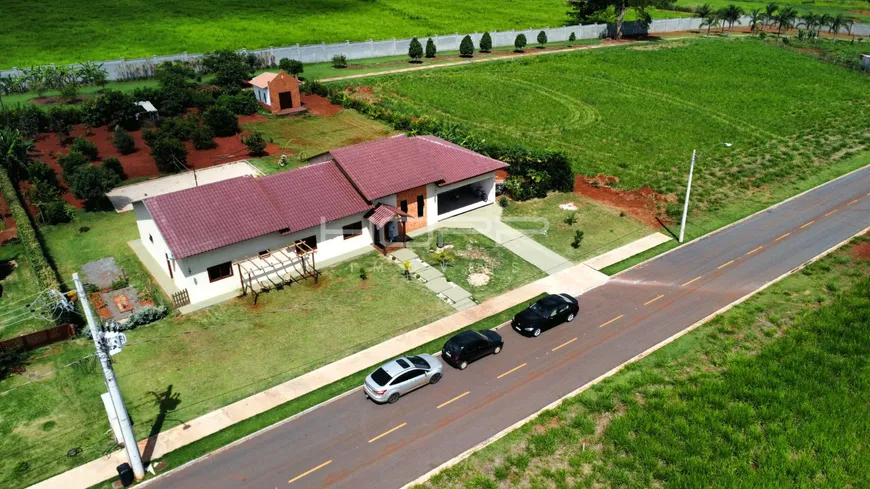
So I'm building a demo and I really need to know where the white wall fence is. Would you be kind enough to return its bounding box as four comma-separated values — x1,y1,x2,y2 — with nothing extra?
2,18,868,82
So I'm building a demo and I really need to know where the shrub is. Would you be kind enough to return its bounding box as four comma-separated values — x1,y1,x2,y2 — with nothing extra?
569,32,577,46
216,92,259,115
564,212,578,225
0,346,29,382
123,306,168,329
157,116,197,141
27,179,71,225
27,161,58,186
150,137,188,173
82,89,138,129
102,157,126,180
425,38,437,58
203,106,239,137
201,49,254,89
279,58,304,77
40,200,75,225
515,34,528,52
480,32,493,53
408,37,424,63
460,35,475,57
112,125,136,155
243,132,267,156
141,128,159,148
332,55,348,69
499,195,509,208
68,165,120,201
571,230,584,249
537,31,548,47
57,150,89,180
191,125,216,150
71,136,99,161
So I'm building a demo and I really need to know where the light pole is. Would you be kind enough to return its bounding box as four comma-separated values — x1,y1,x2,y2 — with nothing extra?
678,142,732,243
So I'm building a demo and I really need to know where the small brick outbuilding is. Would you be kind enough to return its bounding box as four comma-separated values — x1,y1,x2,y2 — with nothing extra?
248,70,306,115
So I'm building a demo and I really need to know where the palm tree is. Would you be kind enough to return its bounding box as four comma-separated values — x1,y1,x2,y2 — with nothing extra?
827,14,846,39
0,129,34,181
777,7,798,34
701,14,721,36
818,14,832,35
764,2,779,30
798,13,818,33
843,18,855,40
748,9,764,34
695,3,713,22
722,5,745,35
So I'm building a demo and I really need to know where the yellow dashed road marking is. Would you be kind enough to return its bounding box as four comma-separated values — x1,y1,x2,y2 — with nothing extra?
746,246,763,256
552,338,578,351
437,392,470,409
717,260,735,270
644,295,664,306
368,423,407,443
775,232,790,242
497,363,527,379
288,460,332,484
682,276,702,287
599,314,624,328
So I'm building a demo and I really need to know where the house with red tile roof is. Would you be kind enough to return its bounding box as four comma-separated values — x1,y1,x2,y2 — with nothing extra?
133,135,507,308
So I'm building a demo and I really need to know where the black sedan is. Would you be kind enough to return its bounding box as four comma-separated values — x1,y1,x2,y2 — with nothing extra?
441,330,503,370
511,293,579,337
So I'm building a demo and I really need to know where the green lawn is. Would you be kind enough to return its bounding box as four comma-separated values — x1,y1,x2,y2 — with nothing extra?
0,242,53,340
0,239,452,487
346,38,870,218
411,235,870,489
502,192,654,262
1,1,700,69
428,229,546,301
681,0,870,22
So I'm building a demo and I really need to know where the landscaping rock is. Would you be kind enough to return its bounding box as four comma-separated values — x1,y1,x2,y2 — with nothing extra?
81,257,123,290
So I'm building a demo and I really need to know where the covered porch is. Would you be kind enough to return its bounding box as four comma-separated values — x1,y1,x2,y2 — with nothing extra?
366,203,412,255
435,174,496,222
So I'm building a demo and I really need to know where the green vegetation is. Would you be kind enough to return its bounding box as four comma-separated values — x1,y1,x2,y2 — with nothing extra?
683,0,870,23
411,236,870,489
0,233,452,487
0,242,52,340
431,230,546,301
355,39,870,217
503,193,653,262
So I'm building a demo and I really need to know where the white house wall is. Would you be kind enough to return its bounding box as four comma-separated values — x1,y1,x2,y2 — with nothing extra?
134,202,180,283
253,86,270,106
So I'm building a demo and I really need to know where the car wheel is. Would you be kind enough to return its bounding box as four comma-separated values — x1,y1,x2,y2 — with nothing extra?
567,313,575,322
533,328,541,337
387,392,400,404
459,361,468,370
430,373,442,384
493,345,502,354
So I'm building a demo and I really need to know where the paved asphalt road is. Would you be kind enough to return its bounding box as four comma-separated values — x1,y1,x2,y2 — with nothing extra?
145,166,870,489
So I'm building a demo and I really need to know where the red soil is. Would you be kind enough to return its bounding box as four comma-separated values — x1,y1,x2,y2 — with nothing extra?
573,174,672,227
0,192,17,243
851,233,870,261
301,93,343,116
30,114,282,209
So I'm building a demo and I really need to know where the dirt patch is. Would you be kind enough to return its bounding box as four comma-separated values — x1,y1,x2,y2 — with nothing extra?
573,174,672,227
301,93,343,116
850,235,870,261
29,95,93,106
0,191,17,243
849,9,870,15
346,86,380,104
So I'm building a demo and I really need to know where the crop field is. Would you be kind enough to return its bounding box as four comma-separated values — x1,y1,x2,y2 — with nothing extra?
346,38,870,217
412,236,870,489
681,0,870,22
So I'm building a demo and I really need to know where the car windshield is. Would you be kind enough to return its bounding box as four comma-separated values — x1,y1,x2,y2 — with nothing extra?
396,358,410,368
444,342,461,354
474,331,489,341
529,301,549,318
371,368,392,387
407,355,430,368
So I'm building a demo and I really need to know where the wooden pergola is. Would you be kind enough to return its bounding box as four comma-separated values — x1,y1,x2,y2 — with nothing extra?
233,240,319,304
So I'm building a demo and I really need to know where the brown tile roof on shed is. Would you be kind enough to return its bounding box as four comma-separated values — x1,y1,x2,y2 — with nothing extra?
146,176,287,259
248,72,278,89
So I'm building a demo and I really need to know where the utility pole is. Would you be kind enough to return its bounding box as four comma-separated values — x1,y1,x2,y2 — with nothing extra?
73,273,145,481
678,149,696,243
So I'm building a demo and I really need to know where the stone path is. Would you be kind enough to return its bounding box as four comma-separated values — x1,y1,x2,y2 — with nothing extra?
387,247,476,311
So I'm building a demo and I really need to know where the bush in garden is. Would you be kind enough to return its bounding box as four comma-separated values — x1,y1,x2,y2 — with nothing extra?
332,55,348,69
102,157,126,180
569,32,577,46
514,34,528,52
82,89,138,129
408,37,424,63
571,230,584,249
243,132,267,156
157,116,197,141
57,150,89,180
0,346,29,382
216,92,259,115
480,32,493,53
537,31,548,48
203,106,239,137
425,38,437,58
141,128,159,148
71,136,99,161
459,35,475,57
27,161,58,186
191,125,217,150
68,164,120,201
112,125,136,155
279,58,304,77
123,306,168,329
201,50,254,90
40,199,75,225
150,137,188,173
499,195,509,208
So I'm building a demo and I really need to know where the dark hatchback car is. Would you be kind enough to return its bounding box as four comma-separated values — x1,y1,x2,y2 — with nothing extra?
511,293,579,337
442,330,503,370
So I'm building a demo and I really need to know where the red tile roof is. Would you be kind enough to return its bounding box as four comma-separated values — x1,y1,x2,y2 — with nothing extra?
366,203,409,228
330,135,508,200
146,176,287,259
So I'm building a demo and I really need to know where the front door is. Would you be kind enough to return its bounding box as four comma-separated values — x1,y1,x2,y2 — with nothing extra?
373,225,382,247
278,91,293,110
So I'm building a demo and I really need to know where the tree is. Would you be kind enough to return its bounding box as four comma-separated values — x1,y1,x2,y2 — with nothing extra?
27,178,68,224
57,151,89,181
568,32,577,46
537,31,548,47
331,55,348,68
695,3,713,22
480,32,493,53
150,138,188,173
78,62,108,89
514,33,528,52
68,165,120,201
27,161,58,187
798,13,819,33
0,128,36,181
191,125,216,150
242,132,267,156
777,6,798,33
459,35,474,57
826,14,846,40
201,50,254,90
701,14,721,36
203,106,239,137
763,2,779,30
722,4,744,36
102,157,126,180
71,136,99,161
748,8,764,34
568,0,654,39
408,37,424,63
425,38,437,58
112,125,136,155
278,58,304,77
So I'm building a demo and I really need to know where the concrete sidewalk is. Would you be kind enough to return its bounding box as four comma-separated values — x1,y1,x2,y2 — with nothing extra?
28,233,669,489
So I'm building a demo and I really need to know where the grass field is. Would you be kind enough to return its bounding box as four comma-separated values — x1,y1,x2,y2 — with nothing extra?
682,0,870,22
411,235,870,489
0,213,452,488
0,242,53,340
502,192,653,262
0,1,693,69
348,38,870,217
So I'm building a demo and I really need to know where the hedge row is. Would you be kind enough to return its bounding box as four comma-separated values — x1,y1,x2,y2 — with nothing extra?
0,168,62,291
304,81,573,198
